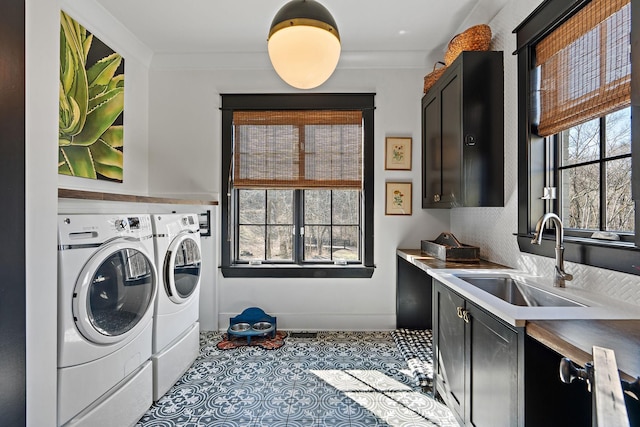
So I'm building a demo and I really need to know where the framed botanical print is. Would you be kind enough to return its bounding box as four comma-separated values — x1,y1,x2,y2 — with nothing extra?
385,137,412,170
385,182,412,215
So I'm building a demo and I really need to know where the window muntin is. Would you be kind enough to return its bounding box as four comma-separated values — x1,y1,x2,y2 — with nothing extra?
558,107,633,234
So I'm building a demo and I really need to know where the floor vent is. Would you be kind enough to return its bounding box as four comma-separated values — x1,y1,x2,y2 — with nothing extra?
289,332,318,338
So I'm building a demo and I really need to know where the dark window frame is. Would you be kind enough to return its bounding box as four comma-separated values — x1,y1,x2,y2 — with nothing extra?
220,94,375,278
514,0,640,276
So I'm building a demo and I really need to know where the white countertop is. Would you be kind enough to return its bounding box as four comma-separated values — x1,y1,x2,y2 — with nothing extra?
397,249,640,377
428,268,640,327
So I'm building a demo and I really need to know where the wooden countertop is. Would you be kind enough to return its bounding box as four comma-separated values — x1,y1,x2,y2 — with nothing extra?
397,248,509,269
527,320,640,381
59,188,218,206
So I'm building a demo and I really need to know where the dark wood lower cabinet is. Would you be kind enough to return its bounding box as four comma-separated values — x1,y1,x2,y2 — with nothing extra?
524,336,592,427
466,302,522,426
434,280,466,420
433,279,524,426
396,257,432,329
433,279,600,426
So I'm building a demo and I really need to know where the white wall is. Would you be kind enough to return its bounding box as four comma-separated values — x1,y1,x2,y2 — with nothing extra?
58,0,153,196
451,0,640,307
27,1,155,425
148,64,451,330
26,0,61,425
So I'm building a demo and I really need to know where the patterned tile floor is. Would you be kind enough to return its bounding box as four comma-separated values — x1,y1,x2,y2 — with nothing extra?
136,331,458,427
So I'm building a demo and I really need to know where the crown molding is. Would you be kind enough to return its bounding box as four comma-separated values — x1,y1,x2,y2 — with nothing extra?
150,50,436,71
61,0,154,67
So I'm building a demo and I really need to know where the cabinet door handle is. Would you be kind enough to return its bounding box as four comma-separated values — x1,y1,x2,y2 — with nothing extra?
462,310,470,323
456,306,464,318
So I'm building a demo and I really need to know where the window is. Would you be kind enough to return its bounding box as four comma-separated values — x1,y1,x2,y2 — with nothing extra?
514,0,639,276
559,108,634,236
236,189,361,263
220,94,375,278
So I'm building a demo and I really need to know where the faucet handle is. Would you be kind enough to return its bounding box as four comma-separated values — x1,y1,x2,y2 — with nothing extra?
555,266,573,280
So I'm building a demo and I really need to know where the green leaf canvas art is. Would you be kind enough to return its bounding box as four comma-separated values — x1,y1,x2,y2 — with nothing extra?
59,11,124,182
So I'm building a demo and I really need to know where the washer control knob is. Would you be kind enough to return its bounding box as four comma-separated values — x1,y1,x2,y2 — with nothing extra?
115,218,127,230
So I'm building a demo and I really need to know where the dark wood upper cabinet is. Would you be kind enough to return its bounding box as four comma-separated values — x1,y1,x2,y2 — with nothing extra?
422,51,504,208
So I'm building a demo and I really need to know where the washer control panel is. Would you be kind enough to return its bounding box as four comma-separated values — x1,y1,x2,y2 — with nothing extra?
58,214,153,246
112,216,151,234
114,216,141,230
181,215,196,226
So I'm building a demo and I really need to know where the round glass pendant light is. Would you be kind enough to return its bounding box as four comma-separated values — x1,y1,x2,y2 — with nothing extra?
267,0,341,89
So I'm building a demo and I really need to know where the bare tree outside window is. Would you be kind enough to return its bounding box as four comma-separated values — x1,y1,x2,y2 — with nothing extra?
237,188,361,263
560,107,633,233
304,190,360,261
238,190,294,261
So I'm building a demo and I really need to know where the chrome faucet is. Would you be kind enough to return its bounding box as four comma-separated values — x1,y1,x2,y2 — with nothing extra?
531,212,573,287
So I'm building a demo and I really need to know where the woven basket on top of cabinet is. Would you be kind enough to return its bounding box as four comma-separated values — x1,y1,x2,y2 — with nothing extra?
423,61,447,94
444,24,492,66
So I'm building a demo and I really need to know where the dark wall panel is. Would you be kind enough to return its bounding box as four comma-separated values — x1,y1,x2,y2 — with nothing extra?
0,0,27,425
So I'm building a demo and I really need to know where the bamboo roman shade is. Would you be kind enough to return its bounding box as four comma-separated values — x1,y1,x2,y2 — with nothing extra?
232,110,363,189
534,0,631,137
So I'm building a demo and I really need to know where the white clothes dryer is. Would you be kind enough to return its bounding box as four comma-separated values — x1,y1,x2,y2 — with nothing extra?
57,214,157,426
150,213,202,401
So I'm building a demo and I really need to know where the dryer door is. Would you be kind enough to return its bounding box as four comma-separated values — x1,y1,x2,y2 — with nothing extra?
164,232,201,304
73,240,157,344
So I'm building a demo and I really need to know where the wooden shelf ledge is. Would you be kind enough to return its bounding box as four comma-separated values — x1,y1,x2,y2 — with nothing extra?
527,319,640,381
58,188,218,206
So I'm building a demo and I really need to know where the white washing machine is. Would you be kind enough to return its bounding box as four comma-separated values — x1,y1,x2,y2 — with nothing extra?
150,213,202,401
57,214,157,427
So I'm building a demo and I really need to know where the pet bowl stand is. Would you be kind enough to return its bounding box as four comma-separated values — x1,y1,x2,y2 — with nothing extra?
227,307,277,344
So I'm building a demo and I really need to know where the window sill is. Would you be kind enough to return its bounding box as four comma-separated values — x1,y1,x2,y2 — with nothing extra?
220,264,376,278
516,234,640,276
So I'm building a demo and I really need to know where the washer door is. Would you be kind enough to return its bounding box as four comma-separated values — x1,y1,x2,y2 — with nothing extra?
164,233,201,304
73,240,157,344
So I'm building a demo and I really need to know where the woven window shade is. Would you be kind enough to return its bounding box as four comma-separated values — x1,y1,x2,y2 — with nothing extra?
534,0,630,137
233,110,363,189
